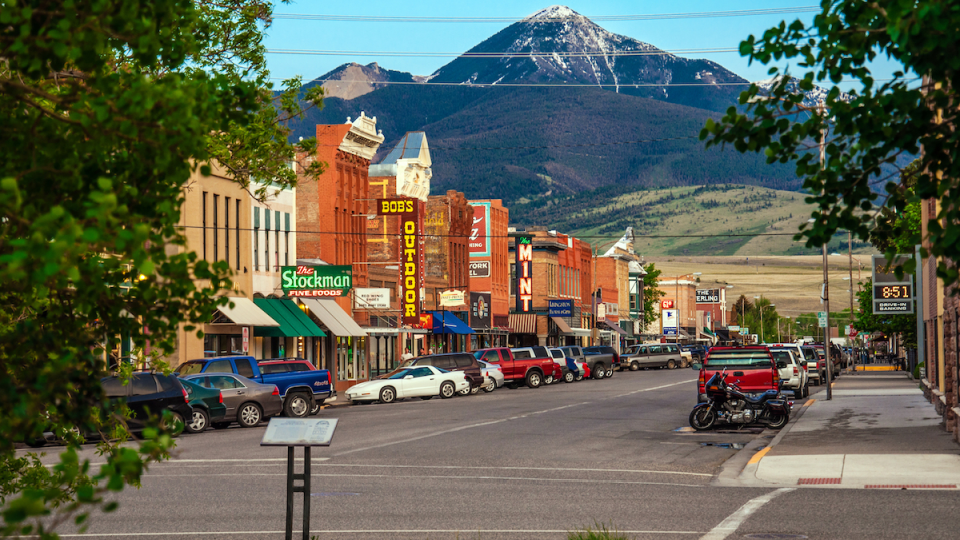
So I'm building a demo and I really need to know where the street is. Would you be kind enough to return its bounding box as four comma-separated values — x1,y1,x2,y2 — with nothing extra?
27,368,958,540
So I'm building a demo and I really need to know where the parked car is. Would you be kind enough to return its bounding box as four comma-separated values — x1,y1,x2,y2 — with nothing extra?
473,348,554,388
697,346,780,403
681,344,708,363
624,343,684,370
800,346,825,385
177,356,333,418
547,347,582,383
346,366,468,403
582,346,621,377
768,348,809,398
510,346,562,384
477,359,504,392
180,378,227,433
397,352,484,395
560,346,611,380
181,373,283,428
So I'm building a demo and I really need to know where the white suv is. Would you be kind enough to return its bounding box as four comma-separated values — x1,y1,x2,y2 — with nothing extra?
769,348,809,398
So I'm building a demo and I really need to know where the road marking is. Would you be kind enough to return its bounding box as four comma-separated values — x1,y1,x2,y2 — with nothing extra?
86,458,330,467
332,380,695,457
315,463,713,477
803,399,816,407
143,471,706,487
747,447,771,465
48,529,704,537
699,488,795,540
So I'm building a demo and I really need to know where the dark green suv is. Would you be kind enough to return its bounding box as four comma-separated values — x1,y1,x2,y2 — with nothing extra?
180,378,227,434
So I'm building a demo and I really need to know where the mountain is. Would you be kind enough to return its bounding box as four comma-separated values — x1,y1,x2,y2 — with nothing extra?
305,62,419,100
754,75,853,109
428,5,748,113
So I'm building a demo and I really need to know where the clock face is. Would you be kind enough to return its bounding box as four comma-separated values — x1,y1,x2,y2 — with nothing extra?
874,284,911,299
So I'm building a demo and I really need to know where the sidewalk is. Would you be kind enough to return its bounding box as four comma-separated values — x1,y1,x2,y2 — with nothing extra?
737,371,960,489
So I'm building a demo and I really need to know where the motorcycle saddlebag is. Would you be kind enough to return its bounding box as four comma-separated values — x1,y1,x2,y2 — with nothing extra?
766,399,788,413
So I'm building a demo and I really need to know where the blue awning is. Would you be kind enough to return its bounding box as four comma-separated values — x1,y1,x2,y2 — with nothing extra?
427,311,475,335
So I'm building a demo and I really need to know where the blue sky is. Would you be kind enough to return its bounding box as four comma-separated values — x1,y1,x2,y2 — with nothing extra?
263,1,900,91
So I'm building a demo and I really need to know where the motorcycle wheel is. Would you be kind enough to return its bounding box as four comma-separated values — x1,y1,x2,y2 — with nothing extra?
766,411,789,430
689,404,717,431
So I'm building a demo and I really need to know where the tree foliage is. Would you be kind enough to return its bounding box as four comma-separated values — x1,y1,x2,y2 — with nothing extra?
640,263,665,333
854,279,918,347
701,0,959,287
0,1,322,537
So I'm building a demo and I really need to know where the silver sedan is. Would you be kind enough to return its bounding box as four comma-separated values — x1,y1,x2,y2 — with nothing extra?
477,360,504,393
182,373,283,428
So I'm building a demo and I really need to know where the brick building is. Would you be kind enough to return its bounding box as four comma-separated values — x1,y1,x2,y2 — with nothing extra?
296,113,383,392
468,199,510,348
423,190,474,352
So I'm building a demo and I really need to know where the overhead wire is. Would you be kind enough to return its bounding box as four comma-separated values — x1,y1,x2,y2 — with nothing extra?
266,47,739,58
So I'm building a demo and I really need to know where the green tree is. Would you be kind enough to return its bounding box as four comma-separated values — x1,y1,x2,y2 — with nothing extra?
701,0,959,287
640,263,665,332
854,279,918,347
0,1,321,537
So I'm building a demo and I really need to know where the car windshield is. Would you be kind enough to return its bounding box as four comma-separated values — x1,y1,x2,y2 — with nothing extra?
178,362,204,376
770,350,792,364
706,350,773,368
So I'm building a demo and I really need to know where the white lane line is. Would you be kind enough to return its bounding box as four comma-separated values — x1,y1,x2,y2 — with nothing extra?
316,463,713,477
143,472,705,487
86,458,330,467
333,379,696,457
49,529,704,537
699,488,795,540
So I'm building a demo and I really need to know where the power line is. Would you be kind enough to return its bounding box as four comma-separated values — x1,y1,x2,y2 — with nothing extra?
305,135,702,151
271,7,819,23
288,79,753,88
266,47,739,58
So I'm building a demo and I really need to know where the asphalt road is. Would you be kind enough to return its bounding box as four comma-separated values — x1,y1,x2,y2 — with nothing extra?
23,367,960,539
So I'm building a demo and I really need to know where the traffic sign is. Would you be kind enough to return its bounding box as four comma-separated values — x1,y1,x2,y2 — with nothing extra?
846,324,857,338
817,312,827,328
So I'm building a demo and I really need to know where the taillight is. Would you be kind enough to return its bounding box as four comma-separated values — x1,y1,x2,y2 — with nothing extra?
698,372,705,386
182,387,189,403
793,367,799,376
218,391,223,404
272,386,279,396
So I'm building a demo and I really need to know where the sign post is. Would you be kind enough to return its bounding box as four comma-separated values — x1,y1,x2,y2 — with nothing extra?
261,418,339,540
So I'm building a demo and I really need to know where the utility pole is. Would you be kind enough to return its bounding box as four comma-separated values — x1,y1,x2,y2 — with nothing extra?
848,230,855,372
819,101,833,400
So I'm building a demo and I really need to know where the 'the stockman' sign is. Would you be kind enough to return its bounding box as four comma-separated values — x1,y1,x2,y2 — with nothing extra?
281,266,353,297
377,198,424,324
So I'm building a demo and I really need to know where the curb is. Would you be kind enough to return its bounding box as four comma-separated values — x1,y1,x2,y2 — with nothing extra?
713,395,816,487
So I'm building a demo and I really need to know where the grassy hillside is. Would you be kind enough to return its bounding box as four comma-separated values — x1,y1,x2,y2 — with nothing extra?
512,184,874,256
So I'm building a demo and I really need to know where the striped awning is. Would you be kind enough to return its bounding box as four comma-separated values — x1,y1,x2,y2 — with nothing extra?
509,313,537,334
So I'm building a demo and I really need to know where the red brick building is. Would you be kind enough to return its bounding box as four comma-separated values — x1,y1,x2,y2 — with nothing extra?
468,199,510,348
296,113,383,392
423,190,473,352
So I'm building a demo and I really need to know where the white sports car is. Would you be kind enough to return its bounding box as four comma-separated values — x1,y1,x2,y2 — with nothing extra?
345,366,469,404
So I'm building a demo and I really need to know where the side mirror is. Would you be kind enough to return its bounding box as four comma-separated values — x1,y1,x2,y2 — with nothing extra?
403,375,414,380
691,363,703,370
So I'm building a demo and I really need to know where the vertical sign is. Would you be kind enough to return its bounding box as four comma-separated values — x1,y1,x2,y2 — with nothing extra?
469,202,491,257
515,235,533,312
470,292,491,329
242,327,249,353
377,198,424,325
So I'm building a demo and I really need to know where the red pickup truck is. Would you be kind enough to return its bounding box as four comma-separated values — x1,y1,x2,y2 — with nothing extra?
697,346,781,403
473,347,554,388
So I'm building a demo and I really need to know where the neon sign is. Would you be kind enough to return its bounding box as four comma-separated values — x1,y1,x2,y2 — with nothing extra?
515,235,533,312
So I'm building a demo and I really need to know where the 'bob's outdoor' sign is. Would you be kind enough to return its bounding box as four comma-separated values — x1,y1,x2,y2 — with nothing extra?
281,266,353,297
377,198,424,324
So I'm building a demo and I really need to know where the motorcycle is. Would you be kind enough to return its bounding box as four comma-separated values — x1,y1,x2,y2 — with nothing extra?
689,369,792,431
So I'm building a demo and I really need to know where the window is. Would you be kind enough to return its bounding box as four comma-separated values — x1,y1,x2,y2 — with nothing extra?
260,363,292,374
235,358,255,378
201,191,208,260
212,194,219,261
410,367,432,378
705,350,773,368
236,199,241,270
253,207,260,271
129,374,159,396
284,212,291,266
101,378,127,398
264,209,270,272
225,197,230,267
455,355,473,368
481,350,500,363
206,359,232,373
275,211,280,272
156,375,180,392
208,376,240,390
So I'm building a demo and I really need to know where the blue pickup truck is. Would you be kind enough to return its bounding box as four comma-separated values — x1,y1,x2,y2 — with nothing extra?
177,356,334,418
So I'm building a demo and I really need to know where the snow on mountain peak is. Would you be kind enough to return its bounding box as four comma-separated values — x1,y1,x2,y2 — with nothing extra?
754,75,852,108
525,5,581,21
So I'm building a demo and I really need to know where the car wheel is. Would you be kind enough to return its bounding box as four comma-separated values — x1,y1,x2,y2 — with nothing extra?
689,405,717,431
593,364,605,379
667,359,677,369
605,368,614,378
440,381,456,399
237,403,263,428
544,375,555,385
379,386,397,404
483,378,497,392
26,438,47,448
470,384,481,395
310,402,323,415
801,384,809,398
212,422,231,430
526,371,542,388
630,361,640,371
185,408,209,434
162,411,185,436
574,373,584,381
563,371,575,383
283,393,311,418
457,387,471,396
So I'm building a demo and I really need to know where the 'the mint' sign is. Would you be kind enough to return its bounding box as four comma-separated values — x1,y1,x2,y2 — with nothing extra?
281,266,353,297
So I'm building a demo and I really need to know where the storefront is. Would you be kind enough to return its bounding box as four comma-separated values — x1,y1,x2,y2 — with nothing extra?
508,313,538,347
299,298,369,393
205,296,279,358
425,310,475,353
252,298,326,360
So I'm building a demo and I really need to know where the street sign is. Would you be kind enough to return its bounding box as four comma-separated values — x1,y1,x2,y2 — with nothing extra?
817,311,827,328
871,255,915,314
242,327,249,353
846,324,857,338
740,327,749,335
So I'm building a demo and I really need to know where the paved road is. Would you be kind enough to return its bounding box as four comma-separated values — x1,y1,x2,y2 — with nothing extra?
26,367,960,539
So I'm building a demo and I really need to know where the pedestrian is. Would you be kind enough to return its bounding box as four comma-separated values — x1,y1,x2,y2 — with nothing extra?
400,347,414,362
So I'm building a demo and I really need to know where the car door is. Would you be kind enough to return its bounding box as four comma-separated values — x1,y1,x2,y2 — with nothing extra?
207,375,243,418
399,367,438,397
640,345,660,366
126,374,162,428
664,345,683,366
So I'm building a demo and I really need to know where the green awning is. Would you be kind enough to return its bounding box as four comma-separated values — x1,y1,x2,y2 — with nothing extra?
702,327,715,336
253,298,326,337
